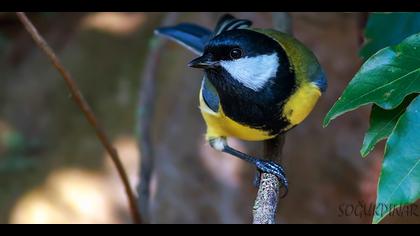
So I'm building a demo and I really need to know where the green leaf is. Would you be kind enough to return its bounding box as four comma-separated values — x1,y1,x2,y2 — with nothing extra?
360,13,420,60
323,33,420,127
373,95,420,224
361,94,418,157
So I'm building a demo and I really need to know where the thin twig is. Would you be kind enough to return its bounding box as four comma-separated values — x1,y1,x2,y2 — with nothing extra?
252,12,292,224
358,12,370,47
137,12,179,223
272,12,292,36
16,12,142,224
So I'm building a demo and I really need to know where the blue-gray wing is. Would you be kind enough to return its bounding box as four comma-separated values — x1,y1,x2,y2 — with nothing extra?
154,23,212,55
202,76,220,112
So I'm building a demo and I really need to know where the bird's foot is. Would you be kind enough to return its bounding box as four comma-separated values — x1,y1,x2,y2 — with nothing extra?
254,160,288,198
211,139,289,197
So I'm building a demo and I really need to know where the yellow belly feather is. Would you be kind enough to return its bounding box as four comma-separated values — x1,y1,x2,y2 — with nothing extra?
199,82,321,141
282,82,321,130
199,88,275,141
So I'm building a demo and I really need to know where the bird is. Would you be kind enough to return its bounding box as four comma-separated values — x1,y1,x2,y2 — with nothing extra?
154,14,327,197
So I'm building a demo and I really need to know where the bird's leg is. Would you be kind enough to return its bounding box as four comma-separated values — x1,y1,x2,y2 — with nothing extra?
253,170,262,188
209,137,288,197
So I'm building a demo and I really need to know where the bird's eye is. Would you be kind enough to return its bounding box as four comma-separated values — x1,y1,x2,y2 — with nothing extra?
229,48,243,59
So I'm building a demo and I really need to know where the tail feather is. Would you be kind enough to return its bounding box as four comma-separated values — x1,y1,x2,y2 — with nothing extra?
154,23,212,55
213,14,252,36
154,14,253,54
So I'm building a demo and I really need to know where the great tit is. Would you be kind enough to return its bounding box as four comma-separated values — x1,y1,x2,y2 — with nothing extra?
155,14,327,196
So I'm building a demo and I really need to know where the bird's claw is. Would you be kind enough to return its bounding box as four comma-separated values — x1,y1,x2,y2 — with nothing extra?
254,160,288,198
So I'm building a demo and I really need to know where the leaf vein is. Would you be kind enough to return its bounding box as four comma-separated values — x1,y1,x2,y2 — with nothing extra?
385,157,420,204
346,68,420,108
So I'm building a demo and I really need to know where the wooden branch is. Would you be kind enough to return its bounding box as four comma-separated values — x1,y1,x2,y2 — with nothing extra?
252,12,292,224
253,135,286,224
137,12,179,223
16,12,142,224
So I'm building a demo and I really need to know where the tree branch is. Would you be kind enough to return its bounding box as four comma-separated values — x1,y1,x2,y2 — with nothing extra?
253,135,286,224
252,12,292,224
137,12,179,223
16,12,142,224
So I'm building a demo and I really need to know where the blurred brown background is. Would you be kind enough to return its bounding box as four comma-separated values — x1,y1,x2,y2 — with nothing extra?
0,12,418,224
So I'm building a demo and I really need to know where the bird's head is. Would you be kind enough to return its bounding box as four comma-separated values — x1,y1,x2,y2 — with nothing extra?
188,29,291,92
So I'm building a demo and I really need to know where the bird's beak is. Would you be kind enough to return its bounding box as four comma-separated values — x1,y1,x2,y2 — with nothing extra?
188,54,219,69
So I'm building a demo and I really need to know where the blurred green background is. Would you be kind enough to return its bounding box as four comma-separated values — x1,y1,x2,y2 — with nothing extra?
0,12,418,224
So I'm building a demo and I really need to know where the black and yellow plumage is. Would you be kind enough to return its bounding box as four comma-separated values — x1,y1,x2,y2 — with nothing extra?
155,14,327,195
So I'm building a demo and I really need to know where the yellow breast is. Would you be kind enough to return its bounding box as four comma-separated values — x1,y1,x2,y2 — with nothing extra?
282,82,321,130
199,88,276,141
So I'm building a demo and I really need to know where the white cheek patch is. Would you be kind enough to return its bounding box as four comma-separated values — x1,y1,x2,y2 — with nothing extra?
220,53,279,91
